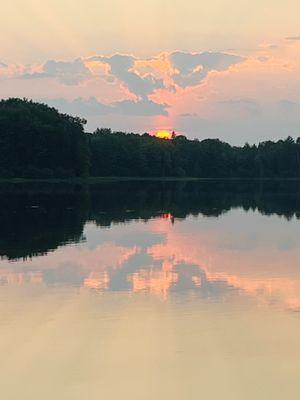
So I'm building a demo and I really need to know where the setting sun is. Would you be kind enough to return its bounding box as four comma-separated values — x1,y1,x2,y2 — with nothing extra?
155,130,174,139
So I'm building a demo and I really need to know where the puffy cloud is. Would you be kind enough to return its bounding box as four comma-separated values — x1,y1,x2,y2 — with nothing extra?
169,51,244,88
88,54,164,97
22,58,91,85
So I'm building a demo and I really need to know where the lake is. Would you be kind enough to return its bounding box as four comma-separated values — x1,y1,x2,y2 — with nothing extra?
1,180,300,399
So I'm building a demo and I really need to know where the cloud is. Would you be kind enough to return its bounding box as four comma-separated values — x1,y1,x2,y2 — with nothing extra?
88,54,164,97
169,51,244,88
286,36,300,41
278,99,300,112
5,48,300,144
1,52,244,93
179,112,198,118
219,98,258,106
112,97,168,116
218,98,261,117
44,97,111,116
22,58,91,85
257,56,269,62
43,96,168,117
259,43,279,49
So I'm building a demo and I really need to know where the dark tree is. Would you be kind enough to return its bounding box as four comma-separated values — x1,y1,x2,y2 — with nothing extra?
0,98,89,178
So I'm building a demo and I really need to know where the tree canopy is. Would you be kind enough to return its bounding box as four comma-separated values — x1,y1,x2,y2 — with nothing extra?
89,129,300,178
0,98,89,178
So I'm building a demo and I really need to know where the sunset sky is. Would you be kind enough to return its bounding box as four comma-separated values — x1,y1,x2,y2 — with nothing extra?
2,0,300,143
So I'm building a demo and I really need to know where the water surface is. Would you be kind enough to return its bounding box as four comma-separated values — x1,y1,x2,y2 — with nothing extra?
1,181,300,399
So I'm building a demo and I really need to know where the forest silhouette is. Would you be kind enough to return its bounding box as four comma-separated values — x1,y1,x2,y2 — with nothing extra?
1,98,300,179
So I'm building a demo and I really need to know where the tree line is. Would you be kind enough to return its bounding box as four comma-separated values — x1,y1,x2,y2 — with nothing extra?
1,98,300,178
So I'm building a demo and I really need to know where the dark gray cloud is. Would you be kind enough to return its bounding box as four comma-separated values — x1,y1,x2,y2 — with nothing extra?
43,96,168,117
89,54,164,97
286,36,300,41
21,58,91,85
169,51,244,88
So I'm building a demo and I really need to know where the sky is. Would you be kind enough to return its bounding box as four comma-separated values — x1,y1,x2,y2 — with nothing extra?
2,0,300,144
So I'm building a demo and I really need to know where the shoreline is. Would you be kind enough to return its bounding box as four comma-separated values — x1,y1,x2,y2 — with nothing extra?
1,176,300,184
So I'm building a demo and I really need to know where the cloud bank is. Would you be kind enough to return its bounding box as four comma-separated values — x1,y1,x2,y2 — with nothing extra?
2,44,300,144
0,51,244,119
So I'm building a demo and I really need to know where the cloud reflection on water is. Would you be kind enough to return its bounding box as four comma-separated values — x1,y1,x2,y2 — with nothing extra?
1,203,300,313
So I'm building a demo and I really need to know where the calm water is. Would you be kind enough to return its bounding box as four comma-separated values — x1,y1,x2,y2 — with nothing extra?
1,180,300,399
